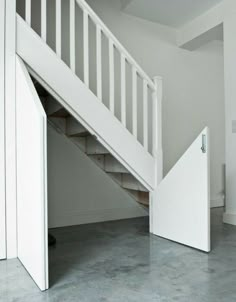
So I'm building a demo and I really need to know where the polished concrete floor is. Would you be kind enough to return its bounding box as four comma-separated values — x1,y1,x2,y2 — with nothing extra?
1,208,236,302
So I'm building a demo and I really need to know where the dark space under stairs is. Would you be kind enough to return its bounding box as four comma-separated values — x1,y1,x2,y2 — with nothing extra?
32,77,150,208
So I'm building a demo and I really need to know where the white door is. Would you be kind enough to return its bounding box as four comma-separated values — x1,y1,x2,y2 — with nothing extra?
0,0,6,260
151,128,210,252
16,57,48,291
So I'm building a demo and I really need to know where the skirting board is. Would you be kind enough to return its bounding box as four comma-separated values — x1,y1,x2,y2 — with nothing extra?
211,195,224,208
223,212,236,226
49,206,148,228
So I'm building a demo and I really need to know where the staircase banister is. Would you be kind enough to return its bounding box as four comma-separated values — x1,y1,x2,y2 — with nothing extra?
75,0,156,91
152,76,163,183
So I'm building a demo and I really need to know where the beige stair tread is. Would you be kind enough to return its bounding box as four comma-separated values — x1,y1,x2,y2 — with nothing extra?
122,174,148,192
125,189,149,206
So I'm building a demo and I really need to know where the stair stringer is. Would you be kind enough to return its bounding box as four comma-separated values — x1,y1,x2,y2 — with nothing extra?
16,15,155,192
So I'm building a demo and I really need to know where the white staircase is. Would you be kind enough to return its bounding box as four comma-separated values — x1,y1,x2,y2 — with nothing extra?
36,81,150,206
16,0,162,206
13,0,211,292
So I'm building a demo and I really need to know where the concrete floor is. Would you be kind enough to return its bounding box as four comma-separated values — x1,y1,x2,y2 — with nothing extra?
1,208,236,302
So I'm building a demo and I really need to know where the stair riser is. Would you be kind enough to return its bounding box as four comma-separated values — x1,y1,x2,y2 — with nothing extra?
86,136,109,155
66,117,88,137
122,174,148,192
48,117,66,133
45,96,64,116
105,155,129,174
70,137,86,153
88,155,105,170
107,173,122,186
125,189,149,206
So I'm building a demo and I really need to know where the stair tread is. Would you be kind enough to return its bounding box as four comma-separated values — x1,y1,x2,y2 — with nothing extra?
125,189,149,206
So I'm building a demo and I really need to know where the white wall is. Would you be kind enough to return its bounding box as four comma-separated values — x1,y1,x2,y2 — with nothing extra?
47,125,147,228
223,13,236,224
86,0,225,207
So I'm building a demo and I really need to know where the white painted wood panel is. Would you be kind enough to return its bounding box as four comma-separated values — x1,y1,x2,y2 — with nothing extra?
5,0,17,259
152,76,163,184
16,57,48,291
25,0,31,25
96,25,102,100
143,79,148,150
41,0,46,41
152,128,210,252
83,10,89,86
70,0,75,72
0,0,6,260
56,0,61,58
109,40,115,113
132,67,137,138
121,54,126,127
16,16,155,190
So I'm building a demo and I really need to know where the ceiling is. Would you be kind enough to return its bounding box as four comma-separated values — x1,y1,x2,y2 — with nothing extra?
122,0,223,28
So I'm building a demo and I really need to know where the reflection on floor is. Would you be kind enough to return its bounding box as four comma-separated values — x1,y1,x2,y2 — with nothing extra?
1,208,236,302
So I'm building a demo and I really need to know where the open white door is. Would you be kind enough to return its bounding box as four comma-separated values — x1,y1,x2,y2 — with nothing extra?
16,56,48,290
152,128,210,252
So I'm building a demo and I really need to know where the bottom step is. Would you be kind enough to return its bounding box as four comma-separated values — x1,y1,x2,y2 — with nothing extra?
125,189,149,207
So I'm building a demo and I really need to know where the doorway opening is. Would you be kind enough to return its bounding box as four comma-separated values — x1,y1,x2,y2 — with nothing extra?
31,75,150,288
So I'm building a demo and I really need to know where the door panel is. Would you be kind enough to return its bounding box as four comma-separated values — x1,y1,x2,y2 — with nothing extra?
152,128,210,252
16,56,48,290
0,0,6,260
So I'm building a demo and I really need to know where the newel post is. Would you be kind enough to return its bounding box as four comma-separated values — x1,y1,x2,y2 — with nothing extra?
150,76,163,234
153,76,163,185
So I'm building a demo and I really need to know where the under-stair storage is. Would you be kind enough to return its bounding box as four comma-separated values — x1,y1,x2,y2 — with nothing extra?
34,77,150,207
15,0,162,290
12,0,211,292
